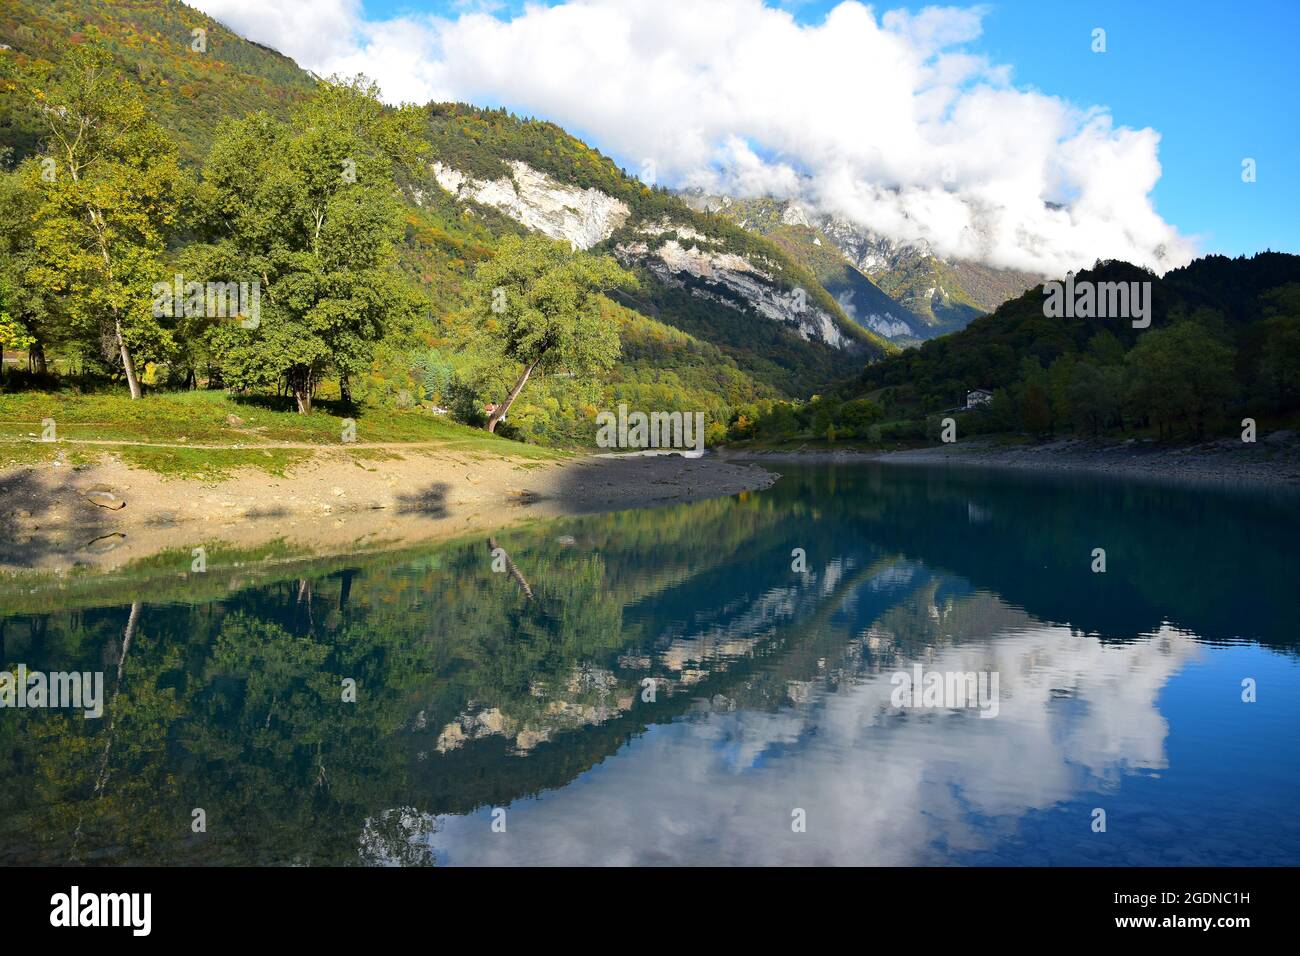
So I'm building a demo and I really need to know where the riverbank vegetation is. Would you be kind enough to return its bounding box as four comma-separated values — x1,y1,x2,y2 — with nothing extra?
0,29,770,460
730,256,1300,448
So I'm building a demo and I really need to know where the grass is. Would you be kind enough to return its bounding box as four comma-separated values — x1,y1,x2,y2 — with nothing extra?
113,445,315,480
0,387,569,475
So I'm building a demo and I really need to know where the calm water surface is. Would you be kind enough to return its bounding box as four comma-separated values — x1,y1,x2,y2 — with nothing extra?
2,463,1298,865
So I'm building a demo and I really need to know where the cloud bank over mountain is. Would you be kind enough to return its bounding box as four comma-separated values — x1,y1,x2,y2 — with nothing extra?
193,0,1197,277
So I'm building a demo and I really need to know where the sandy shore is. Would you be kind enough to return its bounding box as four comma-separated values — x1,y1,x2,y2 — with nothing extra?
722,431,1300,487
1,447,779,574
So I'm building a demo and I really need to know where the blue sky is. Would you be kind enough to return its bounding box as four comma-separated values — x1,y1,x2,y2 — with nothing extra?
348,1,1299,259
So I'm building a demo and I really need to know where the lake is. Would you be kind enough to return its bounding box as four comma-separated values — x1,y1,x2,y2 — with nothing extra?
2,462,1298,865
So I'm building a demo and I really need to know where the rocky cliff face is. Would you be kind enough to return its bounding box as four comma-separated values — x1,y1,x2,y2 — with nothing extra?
616,226,854,350
431,160,631,250
838,296,915,339
431,161,859,352
684,192,1038,341
820,216,1039,330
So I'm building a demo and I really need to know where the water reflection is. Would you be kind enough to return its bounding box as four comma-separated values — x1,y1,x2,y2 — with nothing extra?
2,464,1298,865
427,623,1202,865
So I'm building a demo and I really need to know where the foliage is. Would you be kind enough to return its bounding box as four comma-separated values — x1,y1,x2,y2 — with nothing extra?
191,78,426,412
22,43,184,398
793,254,1300,445
464,233,635,430
0,0,314,166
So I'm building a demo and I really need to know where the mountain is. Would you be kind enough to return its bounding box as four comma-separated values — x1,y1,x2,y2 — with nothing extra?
0,0,890,447
731,251,1300,446
823,220,1042,335
682,192,1040,345
0,0,315,164
421,104,891,396
848,252,1300,438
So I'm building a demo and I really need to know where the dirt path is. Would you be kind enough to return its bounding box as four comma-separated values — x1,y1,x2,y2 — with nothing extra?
2,445,779,574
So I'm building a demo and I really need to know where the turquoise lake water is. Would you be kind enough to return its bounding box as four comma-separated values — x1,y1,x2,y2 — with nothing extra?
2,463,1298,865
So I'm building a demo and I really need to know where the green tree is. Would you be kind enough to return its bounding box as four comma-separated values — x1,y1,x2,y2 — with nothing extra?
469,234,635,433
1255,316,1300,408
1125,323,1234,439
0,166,52,374
1017,356,1052,436
1047,354,1075,433
756,402,799,440
809,396,842,439
1067,361,1124,435
196,77,425,413
1085,329,1126,367
0,275,36,386
836,398,883,438
24,45,183,398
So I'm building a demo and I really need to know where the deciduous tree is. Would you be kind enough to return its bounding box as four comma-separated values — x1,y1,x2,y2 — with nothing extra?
469,234,635,433
25,45,182,399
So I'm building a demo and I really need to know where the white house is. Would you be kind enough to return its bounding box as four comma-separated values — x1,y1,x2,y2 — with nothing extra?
965,388,993,409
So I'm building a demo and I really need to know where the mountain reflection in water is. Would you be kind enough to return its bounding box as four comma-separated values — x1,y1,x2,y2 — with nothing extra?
2,464,1298,866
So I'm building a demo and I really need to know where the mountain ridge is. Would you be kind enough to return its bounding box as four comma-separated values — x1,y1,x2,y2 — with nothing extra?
681,191,1041,346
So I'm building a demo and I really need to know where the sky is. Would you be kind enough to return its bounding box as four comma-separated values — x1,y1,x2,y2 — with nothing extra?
189,0,1300,276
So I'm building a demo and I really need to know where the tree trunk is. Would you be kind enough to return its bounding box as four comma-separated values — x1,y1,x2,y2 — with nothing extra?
116,316,142,400
487,361,537,433
488,537,534,600
339,569,354,611
289,367,312,414
30,342,47,376
339,371,353,405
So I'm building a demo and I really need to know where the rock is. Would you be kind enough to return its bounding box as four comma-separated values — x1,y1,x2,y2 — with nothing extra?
81,484,126,510
616,234,853,349
84,532,126,554
226,414,244,426
432,160,630,250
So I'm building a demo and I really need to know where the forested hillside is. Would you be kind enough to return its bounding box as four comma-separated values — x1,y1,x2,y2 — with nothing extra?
734,254,1300,446
422,104,890,389
7,0,1294,456
0,0,314,164
0,0,876,449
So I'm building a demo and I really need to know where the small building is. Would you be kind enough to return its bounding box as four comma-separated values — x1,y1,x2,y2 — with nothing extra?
965,388,993,409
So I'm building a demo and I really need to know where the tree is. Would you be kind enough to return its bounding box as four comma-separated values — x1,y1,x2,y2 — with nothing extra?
196,77,425,413
1068,361,1124,435
469,234,635,433
1125,323,1234,439
1255,316,1300,408
1017,356,1052,436
0,166,53,375
756,402,799,440
836,398,883,438
25,45,182,399
1047,354,1076,433
0,275,36,386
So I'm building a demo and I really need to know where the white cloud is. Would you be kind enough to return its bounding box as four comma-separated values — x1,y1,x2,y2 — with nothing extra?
192,0,1196,276
384,624,1200,865
195,0,363,64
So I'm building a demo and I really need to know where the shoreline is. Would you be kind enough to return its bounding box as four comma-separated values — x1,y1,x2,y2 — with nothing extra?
1,448,779,575
720,432,1300,488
